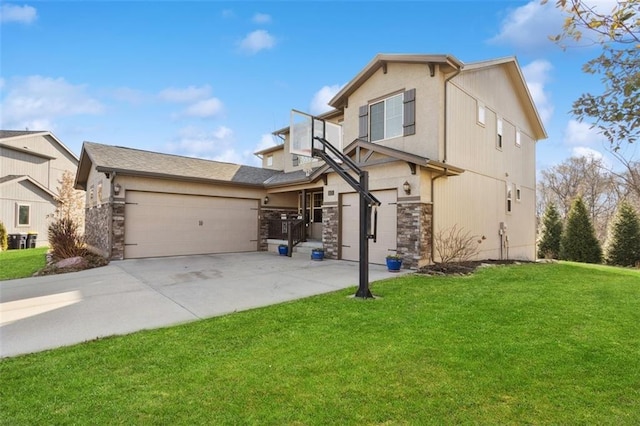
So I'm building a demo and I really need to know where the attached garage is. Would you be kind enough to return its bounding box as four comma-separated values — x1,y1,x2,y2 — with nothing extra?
341,189,397,265
124,191,259,259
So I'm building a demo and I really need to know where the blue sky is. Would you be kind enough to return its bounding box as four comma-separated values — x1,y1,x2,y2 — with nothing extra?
0,1,615,172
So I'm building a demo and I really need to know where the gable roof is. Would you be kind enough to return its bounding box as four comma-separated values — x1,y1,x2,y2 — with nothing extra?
75,142,280,190
0,130,79,161
0,174,57,199
329,53,464,109
309,139,464,179
458,57,547,140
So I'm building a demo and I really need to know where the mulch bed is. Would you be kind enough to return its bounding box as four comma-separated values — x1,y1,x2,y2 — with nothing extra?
416,259,534,276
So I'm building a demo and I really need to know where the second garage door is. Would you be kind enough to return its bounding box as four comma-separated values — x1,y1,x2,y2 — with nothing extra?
341,189,397,265
124,191,259,259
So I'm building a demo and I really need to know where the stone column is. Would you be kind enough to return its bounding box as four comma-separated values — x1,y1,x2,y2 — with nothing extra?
397,202,432,269
322,204,339,259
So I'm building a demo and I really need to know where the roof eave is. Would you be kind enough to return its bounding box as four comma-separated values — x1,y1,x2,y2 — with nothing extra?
329,53,464,108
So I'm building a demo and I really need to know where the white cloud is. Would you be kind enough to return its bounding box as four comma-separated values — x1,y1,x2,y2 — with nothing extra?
0,75,103,130
183,98,223,118
488,1,563,51
0,3,37,24
563,119,606,145
166,125,234,158
521,60,554,124
255,133,278,152
252,13,271,24
310,84,343,115
158,85,212,103
572,146,604,161
238,30,276,54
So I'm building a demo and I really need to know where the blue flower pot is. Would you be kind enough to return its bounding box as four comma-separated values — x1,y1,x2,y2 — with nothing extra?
386,258,402,272
278,245,288,256
311,250,324,261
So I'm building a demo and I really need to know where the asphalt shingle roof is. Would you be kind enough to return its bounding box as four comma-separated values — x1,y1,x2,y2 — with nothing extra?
0,130,45,139
82,142,283,186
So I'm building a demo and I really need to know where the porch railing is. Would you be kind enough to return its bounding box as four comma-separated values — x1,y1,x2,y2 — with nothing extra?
268,219,305,257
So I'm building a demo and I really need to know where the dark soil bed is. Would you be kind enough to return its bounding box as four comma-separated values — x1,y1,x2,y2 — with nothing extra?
416,259,533,276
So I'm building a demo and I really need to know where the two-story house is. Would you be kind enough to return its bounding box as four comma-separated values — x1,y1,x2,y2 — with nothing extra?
75,53,546,267
1,130,79,247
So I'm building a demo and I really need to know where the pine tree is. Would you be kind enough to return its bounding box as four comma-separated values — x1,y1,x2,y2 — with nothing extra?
560,196,602,264
605,202,640,267
538,203,563,259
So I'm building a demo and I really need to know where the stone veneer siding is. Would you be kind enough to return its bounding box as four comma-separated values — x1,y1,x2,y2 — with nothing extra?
322,205,339,260
111,200,125,260
396,202,432,269
84,204,111,258
259,207,297,251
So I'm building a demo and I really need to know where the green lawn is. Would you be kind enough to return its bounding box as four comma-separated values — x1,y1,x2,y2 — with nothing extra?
1,262,639,424
0,247,48,280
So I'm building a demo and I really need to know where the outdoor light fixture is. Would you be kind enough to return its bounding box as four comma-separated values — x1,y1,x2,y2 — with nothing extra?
264,195,269,205
403,181,411,195
113,183,121,195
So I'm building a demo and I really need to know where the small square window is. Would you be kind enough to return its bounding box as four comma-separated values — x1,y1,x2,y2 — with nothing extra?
477,101,486,126
17,204,30,226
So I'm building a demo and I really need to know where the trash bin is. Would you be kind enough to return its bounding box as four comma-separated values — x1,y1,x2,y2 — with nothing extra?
8,234,27,250
26,233,38,248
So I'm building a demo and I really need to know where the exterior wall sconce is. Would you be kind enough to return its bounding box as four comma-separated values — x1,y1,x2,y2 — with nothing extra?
264,195,269,205
403,181,411,195
113,183,121,195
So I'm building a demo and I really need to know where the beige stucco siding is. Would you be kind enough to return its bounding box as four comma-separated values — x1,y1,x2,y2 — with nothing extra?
342,62,445,161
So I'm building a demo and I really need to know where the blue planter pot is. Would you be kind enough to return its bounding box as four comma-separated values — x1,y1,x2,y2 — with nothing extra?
311,250,324,261
386,258,402,272
278,245,288,256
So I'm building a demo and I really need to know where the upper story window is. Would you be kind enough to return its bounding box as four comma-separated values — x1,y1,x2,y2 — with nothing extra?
267,155,273,166
506,184,513,213
477,101,486,126
515,128,522,147
359,89,415,142
496,117,503,149
370,93,403,141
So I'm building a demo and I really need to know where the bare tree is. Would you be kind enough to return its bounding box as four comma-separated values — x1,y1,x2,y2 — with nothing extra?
51,170,86,234
537,155,619,242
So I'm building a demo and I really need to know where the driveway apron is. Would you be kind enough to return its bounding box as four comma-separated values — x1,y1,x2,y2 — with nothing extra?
0,252,403,358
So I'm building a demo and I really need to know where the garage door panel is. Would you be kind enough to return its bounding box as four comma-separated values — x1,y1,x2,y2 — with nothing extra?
125,191,258,259
341,190,397,265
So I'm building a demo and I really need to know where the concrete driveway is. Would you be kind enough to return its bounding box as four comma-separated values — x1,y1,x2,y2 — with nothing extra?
0,252,402,358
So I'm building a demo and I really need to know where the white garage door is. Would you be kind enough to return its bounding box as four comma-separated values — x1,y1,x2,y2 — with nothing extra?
341,189,397,265
124,191,259,259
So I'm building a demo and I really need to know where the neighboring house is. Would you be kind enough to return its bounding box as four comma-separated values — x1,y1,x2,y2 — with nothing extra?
75,53,546,267
0,130,79,247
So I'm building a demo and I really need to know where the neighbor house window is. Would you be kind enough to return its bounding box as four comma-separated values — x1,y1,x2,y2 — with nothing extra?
17,203,30,226
370,93,403,141
516,186,521,202
506,184,513,213
496,117,503,149
516,128,521,147
477,101,486,126
267,155,273,166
